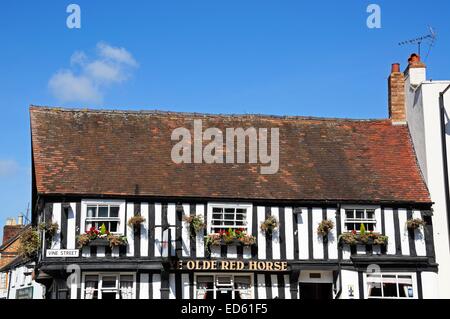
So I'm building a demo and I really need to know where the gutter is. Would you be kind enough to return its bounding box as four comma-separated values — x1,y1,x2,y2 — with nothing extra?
439,84,450,253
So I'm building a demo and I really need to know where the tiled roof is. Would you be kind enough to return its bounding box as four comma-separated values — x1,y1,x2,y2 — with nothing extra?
30,106,431,204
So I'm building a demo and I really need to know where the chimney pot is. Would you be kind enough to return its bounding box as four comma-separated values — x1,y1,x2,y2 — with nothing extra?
408,53,421,65
391,63,401,73
18,213,23,226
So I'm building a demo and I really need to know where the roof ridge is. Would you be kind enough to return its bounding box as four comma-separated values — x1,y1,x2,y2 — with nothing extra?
29,105,390,123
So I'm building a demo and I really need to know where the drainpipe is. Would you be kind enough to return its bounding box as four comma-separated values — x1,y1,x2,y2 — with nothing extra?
439,84,450,252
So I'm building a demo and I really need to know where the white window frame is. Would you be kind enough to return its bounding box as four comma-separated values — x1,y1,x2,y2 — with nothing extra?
363,272,417,299
194,273,254,300
206,203,252,234
81,272,136,299
81,200,126,235
342,205,380,233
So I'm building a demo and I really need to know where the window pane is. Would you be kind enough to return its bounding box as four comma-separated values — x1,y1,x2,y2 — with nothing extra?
110,222,118,232
212,213,222,220
356,210,364,219
234,276,251,285
98,206,108,218
120,275,133,282
382,283,398,297
345,210,354,219
213,207,222,213
368,284,382,297
224,214,234,220
399,284,414,298
110,207,119,218
102,276,117,288
224,208,235,214
87,206,96,218
85,275,99,283
367,224,374,231
347,224,355,231
217,276,232,286
367,211,375,219
197,276,214,283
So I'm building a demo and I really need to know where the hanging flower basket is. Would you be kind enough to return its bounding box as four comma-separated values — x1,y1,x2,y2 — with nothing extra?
317,219,334,236
127,215,146,228
260,216,279,236
183,215,206,237
406,218,426,230
39,222,59,238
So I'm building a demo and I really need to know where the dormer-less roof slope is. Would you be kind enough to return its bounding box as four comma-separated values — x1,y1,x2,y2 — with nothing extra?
30,106,431,204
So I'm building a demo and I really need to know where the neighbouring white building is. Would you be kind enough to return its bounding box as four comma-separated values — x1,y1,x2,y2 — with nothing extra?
395,53,450,299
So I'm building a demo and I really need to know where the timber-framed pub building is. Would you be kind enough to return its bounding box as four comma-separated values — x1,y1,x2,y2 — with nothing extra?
29,85,439,299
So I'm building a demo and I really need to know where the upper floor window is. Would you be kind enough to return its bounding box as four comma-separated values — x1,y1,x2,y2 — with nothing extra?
81,200,126,235
366,273,415,299
344,208,377,232
207,203,251,233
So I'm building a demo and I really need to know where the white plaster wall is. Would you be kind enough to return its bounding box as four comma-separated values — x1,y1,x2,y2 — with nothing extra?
421,272,439,299
339,270,359,299
406,79,450,299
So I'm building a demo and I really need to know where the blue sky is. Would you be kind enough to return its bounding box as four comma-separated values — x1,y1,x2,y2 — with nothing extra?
1,0,450,236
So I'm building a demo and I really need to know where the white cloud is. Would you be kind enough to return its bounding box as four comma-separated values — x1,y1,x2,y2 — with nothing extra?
48,70,102,104
97,42,138,67
0,160,19,177
85,60,126,84
48,42,138,104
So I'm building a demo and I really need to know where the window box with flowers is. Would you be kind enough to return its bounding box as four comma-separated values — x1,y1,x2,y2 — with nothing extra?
77,224,128,249
205,228,256,251
339,230,388,246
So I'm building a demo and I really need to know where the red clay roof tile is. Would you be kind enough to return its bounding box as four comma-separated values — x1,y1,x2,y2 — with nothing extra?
30,106,431,203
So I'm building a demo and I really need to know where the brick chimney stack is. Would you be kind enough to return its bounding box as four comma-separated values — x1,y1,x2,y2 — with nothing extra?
388,62,406,124
2,216,24,245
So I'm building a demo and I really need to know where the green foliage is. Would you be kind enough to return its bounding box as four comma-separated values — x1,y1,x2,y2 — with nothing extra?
359,223,366,235
18,228,41,258
100,223,107,235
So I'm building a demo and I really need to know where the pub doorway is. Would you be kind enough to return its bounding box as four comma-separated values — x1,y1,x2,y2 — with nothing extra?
298,270,334,300
299,283,333,300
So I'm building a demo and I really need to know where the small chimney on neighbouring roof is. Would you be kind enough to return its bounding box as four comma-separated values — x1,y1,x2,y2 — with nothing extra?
388,62,406,124
2,216,24,245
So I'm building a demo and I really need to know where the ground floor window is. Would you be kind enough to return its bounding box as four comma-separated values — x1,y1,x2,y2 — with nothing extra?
82,273,135,299
195,274,253,300
366,273,415,299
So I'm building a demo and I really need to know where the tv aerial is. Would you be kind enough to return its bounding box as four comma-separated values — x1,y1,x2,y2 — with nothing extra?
398,26,437,61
